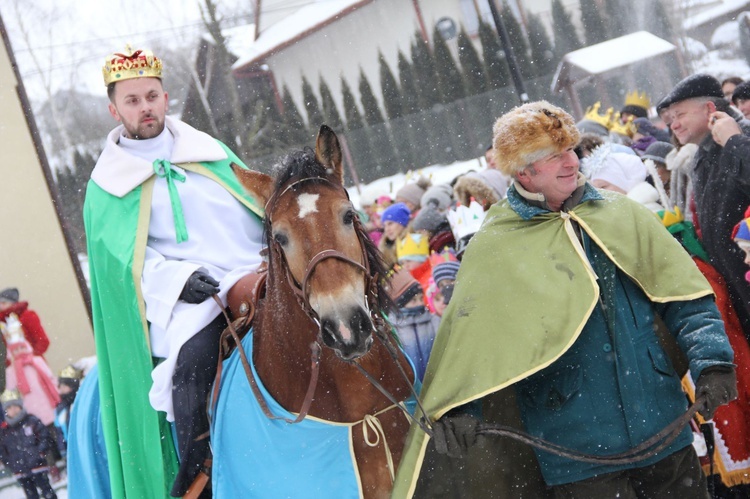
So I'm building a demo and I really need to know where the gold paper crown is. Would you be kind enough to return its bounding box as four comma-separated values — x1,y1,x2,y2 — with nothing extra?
103,44,163,86
396,233,430,260
583,102,615,129
659,206,684,228
624,90,650,110
0,389,21,405
609,113,636,137
59,365,83,380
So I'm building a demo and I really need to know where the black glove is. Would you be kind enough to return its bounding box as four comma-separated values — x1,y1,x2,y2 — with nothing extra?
431,413,479,458
179,271,220,304
695,366,738,420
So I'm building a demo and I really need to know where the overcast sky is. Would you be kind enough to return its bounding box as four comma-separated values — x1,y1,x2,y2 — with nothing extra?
1,0,250,100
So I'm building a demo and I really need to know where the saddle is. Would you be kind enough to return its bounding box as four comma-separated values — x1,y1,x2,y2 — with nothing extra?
221,262,267,359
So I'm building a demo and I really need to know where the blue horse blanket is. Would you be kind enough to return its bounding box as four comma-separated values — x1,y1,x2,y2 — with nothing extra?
210,329,418,498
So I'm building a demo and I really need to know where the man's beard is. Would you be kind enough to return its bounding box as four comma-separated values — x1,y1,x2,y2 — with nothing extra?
125,116,165,140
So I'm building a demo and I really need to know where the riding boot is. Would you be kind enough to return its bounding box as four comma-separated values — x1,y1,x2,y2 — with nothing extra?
170,313,227,498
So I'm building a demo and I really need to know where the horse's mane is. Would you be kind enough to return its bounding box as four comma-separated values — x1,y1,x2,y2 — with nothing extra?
266,147,394,315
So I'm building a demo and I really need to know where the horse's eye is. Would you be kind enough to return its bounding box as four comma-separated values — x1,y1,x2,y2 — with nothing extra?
274,232,289,246
343,210,356,226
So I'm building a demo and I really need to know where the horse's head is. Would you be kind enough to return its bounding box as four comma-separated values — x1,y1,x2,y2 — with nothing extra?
233,125,390,361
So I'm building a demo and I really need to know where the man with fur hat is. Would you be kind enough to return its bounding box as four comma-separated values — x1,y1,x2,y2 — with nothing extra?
83,46,266,498
393,101,736,498
659,73,750,344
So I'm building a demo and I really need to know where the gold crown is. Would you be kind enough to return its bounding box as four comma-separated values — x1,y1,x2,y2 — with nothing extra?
583,102,615,129
0,389,21,405
103,44,163,86
396,233,430,260
609,113,636,137
659,206,684,228
59,365,82,380
624,90,650,110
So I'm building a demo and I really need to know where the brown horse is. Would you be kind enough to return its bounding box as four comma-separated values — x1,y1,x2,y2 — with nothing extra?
212,125,416,499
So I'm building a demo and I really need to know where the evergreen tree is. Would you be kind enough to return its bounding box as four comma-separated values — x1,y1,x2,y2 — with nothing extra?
526,12,556,78
604,0,626,38
56,150,97,254
411,32,442,110
500,1,534,79
379,52,404,120
301,75,325,137
645,0,674,41
319,76,344,131
457,26,488,96
397,50,420,115
478,19,510,90
432,26,466,103
551,0,582,59
580,0,608,45
342,78,365,130
358,69,386,126
280,85,309,147
245,85,289,161
341,78,376,180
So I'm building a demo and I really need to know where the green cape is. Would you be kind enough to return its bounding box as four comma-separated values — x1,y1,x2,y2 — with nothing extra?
392,190,713,498
84,144,262,499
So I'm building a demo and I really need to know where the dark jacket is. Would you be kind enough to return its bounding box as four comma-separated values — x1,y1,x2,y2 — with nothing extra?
0,411,50,476
692,112,750,338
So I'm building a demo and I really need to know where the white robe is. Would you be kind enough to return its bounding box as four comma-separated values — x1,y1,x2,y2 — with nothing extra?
92,116,263,421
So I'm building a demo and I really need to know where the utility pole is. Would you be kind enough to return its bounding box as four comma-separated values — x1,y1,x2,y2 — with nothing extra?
487,0,528,103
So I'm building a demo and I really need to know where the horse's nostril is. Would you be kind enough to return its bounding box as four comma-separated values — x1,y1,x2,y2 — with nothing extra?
320,319,338,348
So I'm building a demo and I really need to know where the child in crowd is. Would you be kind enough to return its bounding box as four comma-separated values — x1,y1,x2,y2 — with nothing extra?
378,202,410,269
0,390,57,499
430,248,461,311
386,268,441,381
54,365,82,457
732,206,750,284
396,232,432,299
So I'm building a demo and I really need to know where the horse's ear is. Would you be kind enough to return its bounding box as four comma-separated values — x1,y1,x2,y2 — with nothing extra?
315,125,344,184
231,163,274,206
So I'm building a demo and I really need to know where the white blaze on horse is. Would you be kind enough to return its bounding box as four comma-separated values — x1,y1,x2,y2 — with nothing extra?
210,125,418,499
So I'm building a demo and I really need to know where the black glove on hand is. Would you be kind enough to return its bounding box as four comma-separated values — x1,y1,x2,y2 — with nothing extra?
431,413,479,458
695,366,738,420
180,271,220,304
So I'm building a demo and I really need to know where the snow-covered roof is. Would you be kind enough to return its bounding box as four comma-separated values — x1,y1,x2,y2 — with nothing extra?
683,0,750,30
551,31,676,93
201,23,257,59
232,0,372,70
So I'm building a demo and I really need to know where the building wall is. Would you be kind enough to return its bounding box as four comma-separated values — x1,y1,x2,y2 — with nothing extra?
0,29,94,373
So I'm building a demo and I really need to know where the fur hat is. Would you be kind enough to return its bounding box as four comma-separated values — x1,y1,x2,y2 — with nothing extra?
732,80,750,106
381,202,411,227
657,74,724,112
386,267,422,308
396,177,431,209
493,101,580,177
641,141,675,165
0,288,19,303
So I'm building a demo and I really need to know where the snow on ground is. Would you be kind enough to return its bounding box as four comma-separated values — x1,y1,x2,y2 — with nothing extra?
0,476,67,499
348,156,485,210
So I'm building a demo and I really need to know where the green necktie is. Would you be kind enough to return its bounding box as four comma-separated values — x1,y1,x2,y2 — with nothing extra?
153,159,188,243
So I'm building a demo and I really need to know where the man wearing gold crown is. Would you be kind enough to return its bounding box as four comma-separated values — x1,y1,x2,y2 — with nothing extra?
393,101,737,498
83,46,266,498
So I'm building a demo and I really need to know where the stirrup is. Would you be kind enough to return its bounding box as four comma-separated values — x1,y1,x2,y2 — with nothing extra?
182,459,212,499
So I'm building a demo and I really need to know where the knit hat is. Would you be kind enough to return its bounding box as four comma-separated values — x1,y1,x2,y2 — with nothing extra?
641,141,675,165
1,389,22,410
468,169,509,200
732,206,750,242
493,101,580,177
397,233,430,263
657,73,724,112
395,177,431,209
0,288,18,303
431,249,460,286
420,184,453,212
732,80,750,106
386,268,422,308
412,201,448,234
582,145,648,193
428,230,455,254
381,203,411,227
